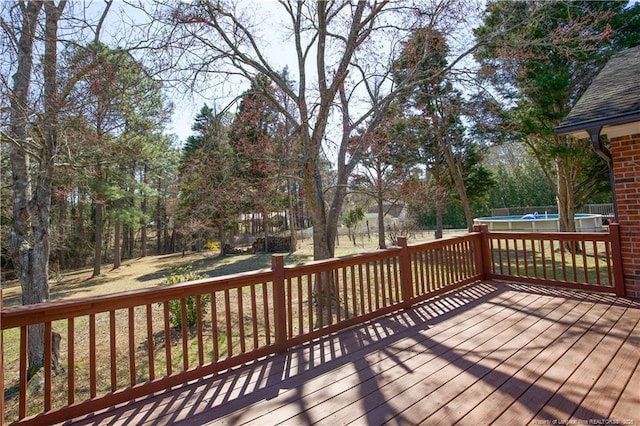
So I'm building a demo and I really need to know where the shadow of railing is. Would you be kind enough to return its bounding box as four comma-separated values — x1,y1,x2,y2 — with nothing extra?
63,281,635,425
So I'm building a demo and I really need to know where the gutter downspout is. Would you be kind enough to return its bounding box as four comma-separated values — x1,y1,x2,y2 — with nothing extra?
586,126,619,223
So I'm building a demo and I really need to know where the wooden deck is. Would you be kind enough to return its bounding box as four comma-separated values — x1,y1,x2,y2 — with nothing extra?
63,281,640,426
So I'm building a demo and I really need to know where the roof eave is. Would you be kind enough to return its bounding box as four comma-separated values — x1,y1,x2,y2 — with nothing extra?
555,111,640,138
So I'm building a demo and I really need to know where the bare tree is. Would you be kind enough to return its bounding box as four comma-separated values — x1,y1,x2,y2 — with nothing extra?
4,0,46,376
2,0,113,375
142,0,483,260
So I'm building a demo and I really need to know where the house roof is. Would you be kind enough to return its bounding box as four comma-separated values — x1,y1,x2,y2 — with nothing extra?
366,203,405,218
555,45,640,139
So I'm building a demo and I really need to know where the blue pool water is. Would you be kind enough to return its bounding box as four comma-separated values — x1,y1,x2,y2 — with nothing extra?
473,213,603,232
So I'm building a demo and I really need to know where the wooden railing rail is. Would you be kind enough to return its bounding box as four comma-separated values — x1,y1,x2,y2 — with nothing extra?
475,223,625,296
0,228,624,425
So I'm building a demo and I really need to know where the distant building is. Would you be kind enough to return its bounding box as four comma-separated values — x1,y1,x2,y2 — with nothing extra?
364,203,408,232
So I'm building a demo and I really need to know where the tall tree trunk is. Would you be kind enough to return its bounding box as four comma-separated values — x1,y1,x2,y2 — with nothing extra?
156,179,163,254
7,1,68,376
377,197,386,249
140,223,149,257
557,159,577,233
438,136,474,232
141,172,148,258
113,220,121,269
128,227,134,258
287,178,297,252
7,0,41,300
93,202,103,277
121,224,128,260
169,228,176,253
306,162,332,260
55,193,67,270
129,227,134,258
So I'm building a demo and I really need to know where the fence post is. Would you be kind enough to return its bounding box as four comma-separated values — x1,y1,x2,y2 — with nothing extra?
272,255,288,352
473,225,491,280
397,237,414,308
608,223,626,297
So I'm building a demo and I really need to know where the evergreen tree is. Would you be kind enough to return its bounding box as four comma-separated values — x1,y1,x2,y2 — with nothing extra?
178,105,240,255
393,28,495,233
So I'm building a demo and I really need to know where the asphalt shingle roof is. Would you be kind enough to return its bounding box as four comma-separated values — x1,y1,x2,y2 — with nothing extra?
555,45,640,136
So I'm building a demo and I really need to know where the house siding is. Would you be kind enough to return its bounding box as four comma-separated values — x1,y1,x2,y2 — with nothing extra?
611,133,640,298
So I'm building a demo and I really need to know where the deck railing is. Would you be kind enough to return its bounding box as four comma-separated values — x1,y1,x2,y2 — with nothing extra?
478,223,625,296
0,226,625,425
1,234,480,425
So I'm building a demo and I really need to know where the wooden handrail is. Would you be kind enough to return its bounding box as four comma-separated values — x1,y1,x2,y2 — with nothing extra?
1,270,275,328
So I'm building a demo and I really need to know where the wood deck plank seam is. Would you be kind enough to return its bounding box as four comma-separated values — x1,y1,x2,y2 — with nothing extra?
492,298,629,424
533,305,640,422
311,290,567,426
408,289,599,425
609,358,640,420
372,288,595,425
570,316,640,422
450,295,610,424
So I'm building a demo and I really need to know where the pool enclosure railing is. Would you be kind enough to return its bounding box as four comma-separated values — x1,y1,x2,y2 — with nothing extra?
0,225,625,425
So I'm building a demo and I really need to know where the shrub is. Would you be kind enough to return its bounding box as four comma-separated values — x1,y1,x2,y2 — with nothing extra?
204,241,220,252
160,264,209,329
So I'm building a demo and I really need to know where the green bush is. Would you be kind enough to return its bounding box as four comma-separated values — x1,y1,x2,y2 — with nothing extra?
160,265,209,329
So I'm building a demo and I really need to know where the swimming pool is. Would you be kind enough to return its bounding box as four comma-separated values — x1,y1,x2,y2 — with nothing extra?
473,213,604,232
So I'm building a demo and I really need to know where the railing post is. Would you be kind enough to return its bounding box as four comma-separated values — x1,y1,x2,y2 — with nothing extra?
1,287,3,426
608,223,626,297
473,225,491,280
272,255,288,352
397,237,414,308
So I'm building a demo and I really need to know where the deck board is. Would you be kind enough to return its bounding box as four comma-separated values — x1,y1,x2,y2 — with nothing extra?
348,292,563,425
492,300,629,425
282,288,541,425
460,295,616,425
542,307,639,421
571,317,640,421
608,322,640,422
64,282,640,426
414,288,592,425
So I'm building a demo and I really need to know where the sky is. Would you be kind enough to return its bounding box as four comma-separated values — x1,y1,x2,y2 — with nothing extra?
159,2,298,146
99,0,481,147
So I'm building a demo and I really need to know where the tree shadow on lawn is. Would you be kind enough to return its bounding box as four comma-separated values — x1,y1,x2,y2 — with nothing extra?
136,252,311,284
1,252,311,308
